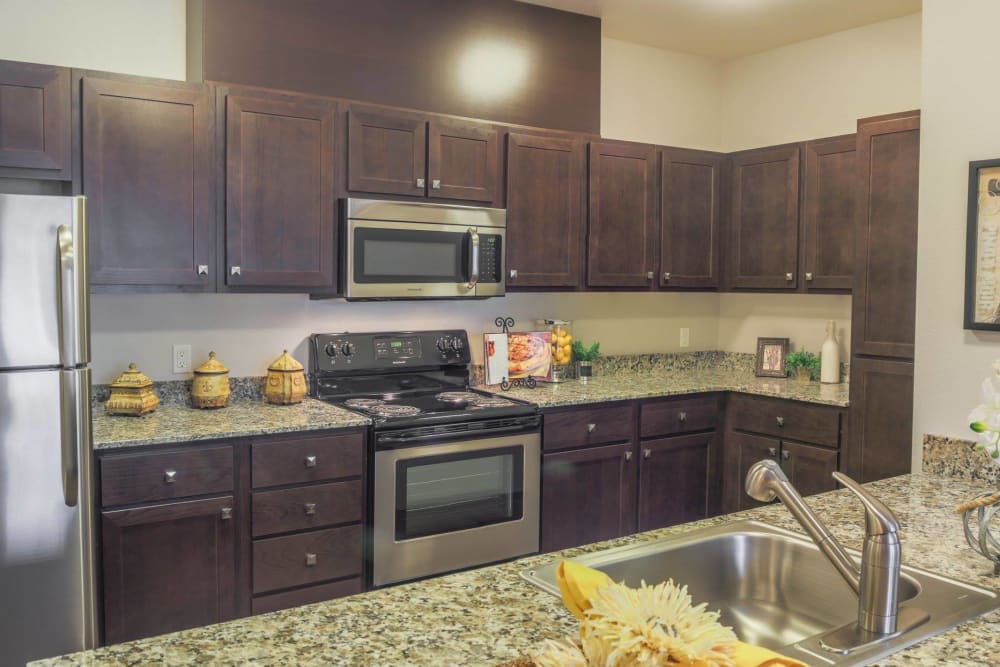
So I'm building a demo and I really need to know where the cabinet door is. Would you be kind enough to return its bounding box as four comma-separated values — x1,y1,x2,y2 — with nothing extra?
587,140,658,288
224,90,337,289
637,433,718,532
801,136,856,291
427,119,499,203
82,76,213,289
853,112,920,358
347,108,427,197
659,148,722,288
0,60,70,178
781,441,838,497
728,145,800,290
102,496,236,645
728,431,780,512
846,357,914,482
504,132,584,288
541,443,636,552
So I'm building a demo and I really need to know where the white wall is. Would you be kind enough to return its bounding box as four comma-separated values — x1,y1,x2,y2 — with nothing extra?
716,294,851,360
912,1,1000,469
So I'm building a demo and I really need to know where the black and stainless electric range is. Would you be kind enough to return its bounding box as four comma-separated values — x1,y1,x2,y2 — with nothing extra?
309,330,541,587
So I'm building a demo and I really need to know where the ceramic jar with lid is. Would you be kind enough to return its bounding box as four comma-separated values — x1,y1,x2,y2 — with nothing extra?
105,362,159,416
265,350,307,405
191,351,230,409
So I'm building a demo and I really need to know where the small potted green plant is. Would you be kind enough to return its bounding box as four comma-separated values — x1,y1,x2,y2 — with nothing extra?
785,349,820,382
571,340,601,383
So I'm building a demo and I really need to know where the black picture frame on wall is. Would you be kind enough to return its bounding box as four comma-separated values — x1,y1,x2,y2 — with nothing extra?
965,158,1000,331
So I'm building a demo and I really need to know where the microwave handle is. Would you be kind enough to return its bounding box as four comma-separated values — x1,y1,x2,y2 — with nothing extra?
465,227,480,291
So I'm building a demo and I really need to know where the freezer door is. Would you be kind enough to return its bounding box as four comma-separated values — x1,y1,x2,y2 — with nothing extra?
0,368,95,664
0,194,89,370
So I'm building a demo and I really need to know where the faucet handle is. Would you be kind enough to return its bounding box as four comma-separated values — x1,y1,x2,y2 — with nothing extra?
832,472,900,536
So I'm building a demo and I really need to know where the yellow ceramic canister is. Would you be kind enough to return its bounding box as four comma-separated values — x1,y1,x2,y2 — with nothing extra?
105,362,160,416
191,351,230,409
264,350,307,405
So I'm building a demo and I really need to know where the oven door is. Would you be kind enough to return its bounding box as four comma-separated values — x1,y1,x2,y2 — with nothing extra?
344,219,504,299
372,431,540,587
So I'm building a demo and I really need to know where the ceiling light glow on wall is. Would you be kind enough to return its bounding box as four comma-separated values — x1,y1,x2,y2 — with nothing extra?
457,40,529,100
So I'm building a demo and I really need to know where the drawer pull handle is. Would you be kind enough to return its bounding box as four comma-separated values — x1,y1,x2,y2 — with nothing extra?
624,451,633,461
220,507,232,520
431,179,441,189
416,178,425,188
305,455,317,468
643,448,651,459
304,502,317,516
164,470,177,484
663,272,671,282
305,553,317,567
782,450,791,460
586,423,597,433
776,417,785,427
805,272,814,281
646,271,654,280
678,411,687,423
768,447,778,457
785,272,794,281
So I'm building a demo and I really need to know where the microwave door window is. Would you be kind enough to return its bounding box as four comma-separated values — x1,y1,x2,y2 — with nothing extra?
354,227,468,284
395,446,524,541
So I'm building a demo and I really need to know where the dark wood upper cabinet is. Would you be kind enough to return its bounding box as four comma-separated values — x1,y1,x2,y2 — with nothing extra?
728,144,800,290
101,496,236,645
0,60,71,179
853,112,920,359
800,135,856,291
427,119,499,203
659,147,723,289
82,75,214,290
846,357,914,483
505,132,585,288
637,433,718,531
222,87,337,289
347,108,427,197
587,140,658,288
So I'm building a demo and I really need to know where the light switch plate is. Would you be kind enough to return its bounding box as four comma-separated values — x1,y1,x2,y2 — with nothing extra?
679,328,690,348
172,344,192,374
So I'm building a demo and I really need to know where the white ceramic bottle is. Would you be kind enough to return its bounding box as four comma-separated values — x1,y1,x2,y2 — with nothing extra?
820,320,840,384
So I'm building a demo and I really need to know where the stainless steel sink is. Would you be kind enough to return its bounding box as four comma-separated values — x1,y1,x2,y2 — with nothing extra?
522,521,1000,666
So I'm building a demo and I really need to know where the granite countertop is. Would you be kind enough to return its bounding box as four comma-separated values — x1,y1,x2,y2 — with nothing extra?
92,399,370,450
495,368,850,408
35,472,1000,666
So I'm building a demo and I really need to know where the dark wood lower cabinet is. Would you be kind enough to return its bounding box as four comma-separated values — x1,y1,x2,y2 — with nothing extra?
101,496,236,645
637,433,719,531
847,358,914,482
540,442,636,552
728,431,780,512
781,441,838,497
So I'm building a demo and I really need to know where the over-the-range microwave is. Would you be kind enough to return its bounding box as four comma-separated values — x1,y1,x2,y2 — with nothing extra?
340,198,506,300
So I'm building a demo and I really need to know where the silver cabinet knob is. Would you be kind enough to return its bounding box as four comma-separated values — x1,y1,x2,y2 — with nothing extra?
782,450,791,460
805,272,814,281
586,423,597,433
776,416,785,427
431,179,441,189
230,266,241,276
678,411,687,423
164,470,177,484
768,447,778,457
643,448,651,459
305,553,317,567
509,269,518,279
221,507,233,520
662,272,671,281
304,502,317,516
197,265,208,276
646,271,654,280
416,178,425,188
785,272,794,281
305,455,317,468
624,451,633,461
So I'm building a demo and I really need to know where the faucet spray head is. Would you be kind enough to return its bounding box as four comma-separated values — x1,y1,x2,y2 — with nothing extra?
745,459,789,502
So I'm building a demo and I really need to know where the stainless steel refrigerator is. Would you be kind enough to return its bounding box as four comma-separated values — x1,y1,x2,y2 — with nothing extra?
0,194,97,665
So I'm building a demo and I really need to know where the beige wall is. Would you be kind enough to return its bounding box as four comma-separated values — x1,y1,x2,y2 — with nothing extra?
912,1,1000,469
720,13,921,152
716,294,851,361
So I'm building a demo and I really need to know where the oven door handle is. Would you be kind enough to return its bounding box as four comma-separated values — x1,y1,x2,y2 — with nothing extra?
465,227,479,291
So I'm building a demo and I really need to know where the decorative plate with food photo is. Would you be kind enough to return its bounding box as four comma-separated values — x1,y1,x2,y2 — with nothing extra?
508,332,553,379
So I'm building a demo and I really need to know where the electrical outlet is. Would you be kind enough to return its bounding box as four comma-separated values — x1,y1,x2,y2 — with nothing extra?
172,344,192,374
679,328,690,348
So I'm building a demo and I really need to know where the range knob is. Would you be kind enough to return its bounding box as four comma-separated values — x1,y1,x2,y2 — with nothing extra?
436,338,449,353
324,342,338,357
451,336,464,351
341,342,356,357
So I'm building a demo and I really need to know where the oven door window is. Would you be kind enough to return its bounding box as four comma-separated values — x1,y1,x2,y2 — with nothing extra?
354,226,469,284
395,446,524,541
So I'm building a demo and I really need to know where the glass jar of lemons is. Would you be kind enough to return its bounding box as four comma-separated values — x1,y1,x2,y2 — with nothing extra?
539,319,574,382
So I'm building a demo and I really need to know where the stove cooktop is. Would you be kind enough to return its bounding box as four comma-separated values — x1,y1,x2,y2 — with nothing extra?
330,386,534,427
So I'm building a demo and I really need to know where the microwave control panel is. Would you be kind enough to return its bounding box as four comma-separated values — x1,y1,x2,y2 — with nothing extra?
478,234,502,284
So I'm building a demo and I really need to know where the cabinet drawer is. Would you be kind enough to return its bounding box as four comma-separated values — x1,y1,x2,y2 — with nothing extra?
252,525,362,594
251,578,362,615
543,403,636,452
252,481,363,537
100,445,233,507
640,396,718,438
728,395,840,447
252,432,364,488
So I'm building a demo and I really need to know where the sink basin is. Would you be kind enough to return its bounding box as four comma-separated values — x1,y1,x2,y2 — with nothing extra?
522,521,1000,666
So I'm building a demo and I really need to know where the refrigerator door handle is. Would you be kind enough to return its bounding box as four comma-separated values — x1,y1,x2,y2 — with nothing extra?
56,197,89,368
60,369,90,507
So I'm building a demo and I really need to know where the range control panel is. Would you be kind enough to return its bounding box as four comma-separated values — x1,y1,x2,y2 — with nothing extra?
310,330,472,373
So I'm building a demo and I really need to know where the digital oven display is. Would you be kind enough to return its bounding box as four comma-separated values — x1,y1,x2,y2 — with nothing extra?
374,337,421,360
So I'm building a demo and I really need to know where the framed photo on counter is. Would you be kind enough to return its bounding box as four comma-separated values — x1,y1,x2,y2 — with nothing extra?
755,337,789,378
965,158,1000,330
